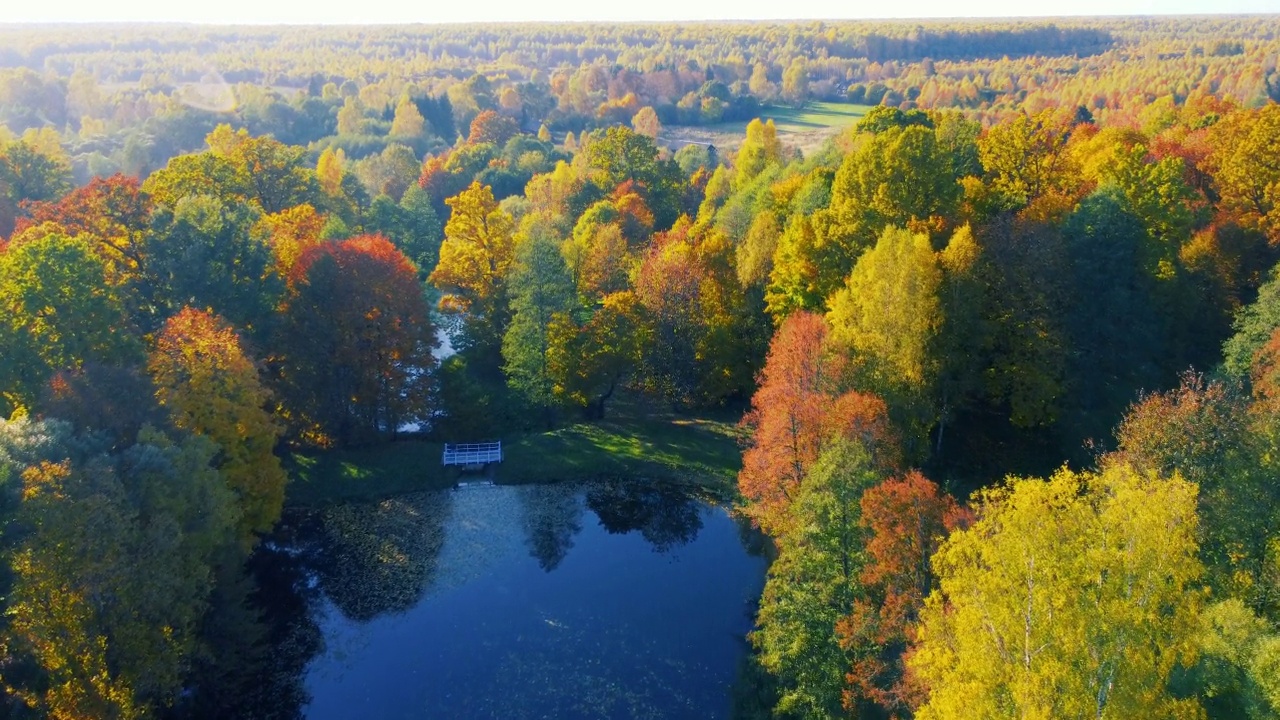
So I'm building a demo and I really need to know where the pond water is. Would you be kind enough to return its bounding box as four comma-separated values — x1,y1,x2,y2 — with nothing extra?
244,481,767,719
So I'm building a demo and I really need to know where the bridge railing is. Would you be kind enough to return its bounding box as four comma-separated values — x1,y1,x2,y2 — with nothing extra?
442,441,503,466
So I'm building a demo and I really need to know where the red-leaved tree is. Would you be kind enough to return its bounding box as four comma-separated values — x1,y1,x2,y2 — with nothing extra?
275,234,436,446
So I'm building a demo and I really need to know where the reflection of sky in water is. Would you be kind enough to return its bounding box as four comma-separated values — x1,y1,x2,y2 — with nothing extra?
302,484,766,719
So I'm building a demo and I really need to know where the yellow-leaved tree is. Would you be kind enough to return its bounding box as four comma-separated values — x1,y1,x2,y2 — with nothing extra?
910,465,1205,720
254,203,325,277
429,181,517,357
148,307,286,549
827,225,943,457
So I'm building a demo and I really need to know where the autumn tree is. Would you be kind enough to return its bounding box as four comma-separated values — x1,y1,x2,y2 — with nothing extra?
1098,142,1198,246
353,144,422,201
0,139,72,234
631,106,661,139
1186,599,1280,718
254,202,325,276
856,106,934,135
581,125,683,229
911,465,1204,720
277,235,436,445
839,471,962,716
546,291,648,418
632,225,705,405
390,95,427,138
336,96,364,136
781,58,810,105
830,124,961,240
577,222,629,299
142,152,243,208
766,212,828,319
827,225,944,457
1112,373,1278,612
736,211,781,288
754,439,882,719
220,132,321,214
16,174,151,278
316,146,346,196
143,130,320,217
978,110,1078,211
562,198,620,288
1206,104,1280,243
149,308,286,549
736,118,784,187
749,62,777,100
429,181,517,360
738,311,898,535
0,419,238,720
467,109,519,146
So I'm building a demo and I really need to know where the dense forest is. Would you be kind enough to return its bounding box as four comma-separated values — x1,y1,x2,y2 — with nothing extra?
1,17,1279,185
2,16,1280,720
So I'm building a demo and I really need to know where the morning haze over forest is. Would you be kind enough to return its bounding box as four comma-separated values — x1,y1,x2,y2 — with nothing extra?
0,10,1279,720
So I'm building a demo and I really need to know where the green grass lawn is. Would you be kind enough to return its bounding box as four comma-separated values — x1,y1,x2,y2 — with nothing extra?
662,101,871,154
753,101,873,132
284,411,746,508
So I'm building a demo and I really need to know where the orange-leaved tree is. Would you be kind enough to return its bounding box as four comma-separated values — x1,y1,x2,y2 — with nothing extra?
839,471,967,717
738,311,899,535
467,110,519,146
16,173,151,278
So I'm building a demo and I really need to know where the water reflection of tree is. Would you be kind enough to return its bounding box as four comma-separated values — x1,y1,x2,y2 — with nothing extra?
518,485,584,571
316,491,453,622
733,511,771,559
584,482,703,552
177,493,456,718
179,516,325,720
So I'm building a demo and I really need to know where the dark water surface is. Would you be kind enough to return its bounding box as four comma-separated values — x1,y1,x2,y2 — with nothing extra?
248,481,767,719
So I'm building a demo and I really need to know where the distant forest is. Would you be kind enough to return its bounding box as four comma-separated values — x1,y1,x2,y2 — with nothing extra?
0,18,1277,185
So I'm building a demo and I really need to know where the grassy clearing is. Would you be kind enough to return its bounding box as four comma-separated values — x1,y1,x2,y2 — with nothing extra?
284,411,745,508
758,101,873,132
661,101,871,154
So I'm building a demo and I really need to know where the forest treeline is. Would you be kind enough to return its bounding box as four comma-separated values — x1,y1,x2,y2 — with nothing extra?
1,17,1278,185
2,18,1280,716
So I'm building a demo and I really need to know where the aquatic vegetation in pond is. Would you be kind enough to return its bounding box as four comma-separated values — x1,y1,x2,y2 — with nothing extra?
316,491,453,621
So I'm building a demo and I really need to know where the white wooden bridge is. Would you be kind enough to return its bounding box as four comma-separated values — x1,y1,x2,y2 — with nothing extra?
442,441,503,468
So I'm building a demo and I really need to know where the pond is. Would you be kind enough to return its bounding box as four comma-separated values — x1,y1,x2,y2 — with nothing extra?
239,481,768,719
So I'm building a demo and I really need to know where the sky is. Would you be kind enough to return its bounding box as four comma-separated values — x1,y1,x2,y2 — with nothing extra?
1,0,1275,24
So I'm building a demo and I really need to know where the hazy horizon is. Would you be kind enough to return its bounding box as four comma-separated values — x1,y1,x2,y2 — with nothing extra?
2,0,1277,25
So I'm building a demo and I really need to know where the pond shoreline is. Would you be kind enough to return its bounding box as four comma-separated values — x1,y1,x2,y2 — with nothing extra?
283,412,747,509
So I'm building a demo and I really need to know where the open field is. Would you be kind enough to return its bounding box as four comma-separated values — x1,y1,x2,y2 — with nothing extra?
660,102,872,155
